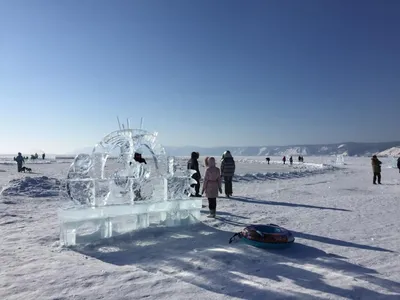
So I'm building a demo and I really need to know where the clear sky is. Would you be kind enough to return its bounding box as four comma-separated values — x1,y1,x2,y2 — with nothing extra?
1,0,399,154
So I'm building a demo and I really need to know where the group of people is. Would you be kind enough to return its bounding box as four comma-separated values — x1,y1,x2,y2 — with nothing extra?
13,152,46,172
265,156,304,165
282,156,294,165
370,155,400,185
187,150,236,218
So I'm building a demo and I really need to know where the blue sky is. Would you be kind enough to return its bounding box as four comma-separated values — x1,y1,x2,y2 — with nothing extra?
1,0,399,154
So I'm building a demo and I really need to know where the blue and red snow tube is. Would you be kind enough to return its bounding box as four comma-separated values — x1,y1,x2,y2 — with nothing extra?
229,224,295,249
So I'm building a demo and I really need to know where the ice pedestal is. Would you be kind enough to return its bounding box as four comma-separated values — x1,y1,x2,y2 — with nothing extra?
59,198,202,246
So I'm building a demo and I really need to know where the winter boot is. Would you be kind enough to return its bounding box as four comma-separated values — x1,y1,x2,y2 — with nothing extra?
207,210,216,218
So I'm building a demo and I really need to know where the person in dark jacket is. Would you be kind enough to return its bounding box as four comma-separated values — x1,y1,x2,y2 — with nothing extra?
371,155,382,184
187,151,201,197
289,156,293,165
130,152,148,200
221,150,236,198
266,157,270,164
15,152,24,172
397,157,400,173
134,152,147,164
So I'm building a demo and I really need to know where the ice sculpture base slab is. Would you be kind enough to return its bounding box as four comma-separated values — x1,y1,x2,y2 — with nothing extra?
59,198,203,246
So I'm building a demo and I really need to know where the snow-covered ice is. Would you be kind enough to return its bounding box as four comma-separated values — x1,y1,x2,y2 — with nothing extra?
0,155,400,299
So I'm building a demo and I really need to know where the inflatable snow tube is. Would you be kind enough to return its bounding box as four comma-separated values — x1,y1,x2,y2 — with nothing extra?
229,224,295,249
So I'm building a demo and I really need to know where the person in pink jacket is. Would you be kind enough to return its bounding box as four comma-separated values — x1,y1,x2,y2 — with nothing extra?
201,157,222,218
204,156,210,168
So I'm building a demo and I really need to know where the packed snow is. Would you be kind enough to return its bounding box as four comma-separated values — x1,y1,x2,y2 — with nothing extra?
0,155,400,299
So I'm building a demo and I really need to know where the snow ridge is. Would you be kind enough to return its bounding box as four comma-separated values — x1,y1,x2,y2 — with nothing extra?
233,164,336,182
1,176,61,198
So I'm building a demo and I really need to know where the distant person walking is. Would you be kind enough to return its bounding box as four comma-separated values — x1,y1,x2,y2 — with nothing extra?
201,157,222,218
266,157,270,164
289,156,293,165
42,153,45,160
371,155,382,184
282,156,286,164
15,152,24,172
187,151,201,197
221,150,236,198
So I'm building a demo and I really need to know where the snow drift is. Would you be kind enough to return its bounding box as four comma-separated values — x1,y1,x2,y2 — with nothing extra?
1,176,61,198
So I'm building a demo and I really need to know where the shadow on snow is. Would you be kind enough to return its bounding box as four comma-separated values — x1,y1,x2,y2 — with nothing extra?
230,196,351,212
73,222,399,299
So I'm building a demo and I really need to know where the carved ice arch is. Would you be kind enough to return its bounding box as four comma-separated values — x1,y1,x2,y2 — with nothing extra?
68,129,169,179
89,129,169,179
66,128,176,206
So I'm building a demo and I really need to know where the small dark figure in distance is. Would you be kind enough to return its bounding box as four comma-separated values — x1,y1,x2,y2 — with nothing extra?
20,166,32,173
42,153,45,160
15,152,24,172
397,157,400,173
187,151,201,197
134,152,147,164
371,155,382,184
282,156,286,164
289,156,293,165
266,157,270,164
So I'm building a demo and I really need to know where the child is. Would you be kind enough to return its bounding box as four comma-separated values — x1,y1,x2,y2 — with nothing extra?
201,157,222,218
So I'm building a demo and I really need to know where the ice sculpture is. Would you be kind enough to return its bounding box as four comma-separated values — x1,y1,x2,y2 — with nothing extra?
59,127,201,246
389,156,398,169
335,154,345,165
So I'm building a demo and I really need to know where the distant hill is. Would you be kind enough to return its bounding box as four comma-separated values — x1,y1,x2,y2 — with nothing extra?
72,141,400,157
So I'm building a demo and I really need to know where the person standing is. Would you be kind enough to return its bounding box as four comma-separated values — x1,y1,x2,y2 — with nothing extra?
371,155,382,184
221,150,236,198
397,157,400,173
15,152,24,172
201,157,222,218
187,151,201,197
